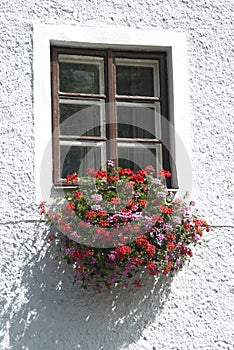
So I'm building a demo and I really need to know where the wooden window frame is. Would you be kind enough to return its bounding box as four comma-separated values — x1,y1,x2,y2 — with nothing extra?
51,46,173,187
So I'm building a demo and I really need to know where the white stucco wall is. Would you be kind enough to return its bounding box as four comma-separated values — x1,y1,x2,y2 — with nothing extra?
0,1,233,349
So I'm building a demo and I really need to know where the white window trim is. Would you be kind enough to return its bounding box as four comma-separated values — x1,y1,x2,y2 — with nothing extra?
33,24,191,203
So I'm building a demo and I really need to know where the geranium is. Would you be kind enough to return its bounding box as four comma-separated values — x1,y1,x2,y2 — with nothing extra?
39,162,210,290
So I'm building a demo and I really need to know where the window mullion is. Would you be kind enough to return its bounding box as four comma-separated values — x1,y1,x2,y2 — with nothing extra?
51,48,61,185
106,49,118,165
159,54,173,188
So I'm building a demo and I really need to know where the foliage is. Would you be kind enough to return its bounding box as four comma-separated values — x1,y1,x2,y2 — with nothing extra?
39,161,210,291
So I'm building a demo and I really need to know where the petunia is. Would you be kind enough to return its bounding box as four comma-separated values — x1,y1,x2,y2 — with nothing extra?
91,194,103,202
152,178,161,185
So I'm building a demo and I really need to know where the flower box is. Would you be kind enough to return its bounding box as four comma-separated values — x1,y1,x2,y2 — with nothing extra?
39,162,209,291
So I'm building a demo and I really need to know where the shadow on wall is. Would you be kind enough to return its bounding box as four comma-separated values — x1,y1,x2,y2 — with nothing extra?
1,225,173,350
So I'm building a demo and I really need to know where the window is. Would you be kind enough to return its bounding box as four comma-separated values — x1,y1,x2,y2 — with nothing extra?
34,25,191,202
51,47,173,187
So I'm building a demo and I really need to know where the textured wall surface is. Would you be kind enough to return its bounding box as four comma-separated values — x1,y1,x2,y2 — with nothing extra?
0,0,233,349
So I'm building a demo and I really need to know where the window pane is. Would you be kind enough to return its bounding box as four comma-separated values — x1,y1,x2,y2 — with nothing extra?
116,59,159,97
117,102,161,139
117,66,153,96
59,99,105,136
59,55,104,94
118,143,162,172
60,143,103,178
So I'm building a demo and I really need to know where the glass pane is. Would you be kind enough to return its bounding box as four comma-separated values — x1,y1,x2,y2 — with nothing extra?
59,55,104,94
117,66,154,96
60,143,103,178
59,100,104,136
117,102,161,139
118,144,162,172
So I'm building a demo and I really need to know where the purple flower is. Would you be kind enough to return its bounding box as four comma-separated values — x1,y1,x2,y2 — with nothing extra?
108,251,117,261
184,215,192,222
91,204,103,211
132,212,142,220
107,160,114,167
178,207,186,215
91,283,102,292
172,216,182,224
109,275,117,283
119,269,129,276
76,271,89,283
91,194,103,202
167,251,175,260
126,260,136,271
152,178,161,185
90,257,97,264
193,234,200,241
68,231,79,241
156,233,166,241
161,223,172,231
144,216,154,229
157,191,166,198
65,248,75,255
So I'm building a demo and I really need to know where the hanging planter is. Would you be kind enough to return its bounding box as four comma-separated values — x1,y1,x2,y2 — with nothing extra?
39,161,210,291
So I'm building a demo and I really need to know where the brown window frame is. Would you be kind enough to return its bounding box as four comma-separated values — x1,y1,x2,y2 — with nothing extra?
51,46,175,188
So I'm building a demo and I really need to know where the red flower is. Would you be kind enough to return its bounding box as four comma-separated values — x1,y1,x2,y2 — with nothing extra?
67,202,75,210
38,201,46,214
86,167,95,175
85,248,94,257
136,169,146,177
193,218,207,227
75,266,84,271
97,210,108,217
184,223,191,230
157,169,172,178
146,244,156,258
163,261,172,274
193,218,210,232
99,219,110,227
115,245,131,260
73,249,84,260
47,234,55,243
196,229,203,237
62,202,75,217
95,227,106,235
110,197,121,205
180,246,193,257
131,174,145,183
119,168,134,176
145,165,155,172
134,279,142,288
166,242,176,250
60,223,71,232
146,261,157,274
131,257,144,265
73,191,82,198
135,236,149,249
107,175,119,182
166,234,176,241
66,173,78,183
153,215,164,223
138,199,147,206
86,211,97,219
160,206,173,214
95,170,107,179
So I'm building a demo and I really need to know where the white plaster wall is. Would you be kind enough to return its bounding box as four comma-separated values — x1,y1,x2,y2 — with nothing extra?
0,1,233,349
